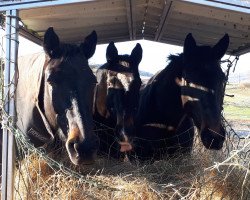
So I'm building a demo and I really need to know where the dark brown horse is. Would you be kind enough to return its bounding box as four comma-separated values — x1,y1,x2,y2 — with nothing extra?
93,42,142,159
16,27,99,165
131,33,229,162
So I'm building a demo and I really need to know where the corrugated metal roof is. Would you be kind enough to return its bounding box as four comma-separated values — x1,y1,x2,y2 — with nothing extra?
1,0,250,55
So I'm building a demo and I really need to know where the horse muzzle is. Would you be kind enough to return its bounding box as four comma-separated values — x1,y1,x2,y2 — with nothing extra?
119,141,133,152
66,127,99,165
115,124,134,152
117,133,133,152
200,125,225,150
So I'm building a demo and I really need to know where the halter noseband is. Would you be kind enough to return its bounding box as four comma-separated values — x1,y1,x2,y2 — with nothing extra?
183,78,215,94
176,74,215,95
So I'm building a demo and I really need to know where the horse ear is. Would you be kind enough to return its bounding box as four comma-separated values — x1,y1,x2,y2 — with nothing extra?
43,27,60,58
212,34,229,60
130,43,143,66
106,42,118,62
184,33,196,58
80,30,97,59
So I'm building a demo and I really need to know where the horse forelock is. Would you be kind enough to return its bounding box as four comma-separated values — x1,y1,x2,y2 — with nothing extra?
168,52,225,85
192,46,213,62
119,54,130,62
104,54,140,75
117,54,130,68
60,43,81,57
45,46,96,87
106,70,134,91
98,58,140,92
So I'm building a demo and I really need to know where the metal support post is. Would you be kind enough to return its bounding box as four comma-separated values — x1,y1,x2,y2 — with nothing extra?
1,9,19,200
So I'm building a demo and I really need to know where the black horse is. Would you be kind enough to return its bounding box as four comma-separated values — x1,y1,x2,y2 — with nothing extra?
131,33,229,162
93,41,142,159
15,27,99,165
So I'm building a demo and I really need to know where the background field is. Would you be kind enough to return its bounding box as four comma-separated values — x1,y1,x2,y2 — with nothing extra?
223,83,250,136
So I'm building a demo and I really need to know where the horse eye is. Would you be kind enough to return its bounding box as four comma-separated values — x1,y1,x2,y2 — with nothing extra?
47,73,59,86
47,70,64,85
47,79,56,86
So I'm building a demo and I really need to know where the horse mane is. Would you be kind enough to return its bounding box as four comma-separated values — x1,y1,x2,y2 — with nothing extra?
118,54,130,61
137,53,184,123
144,53,184,87
168,53,184,67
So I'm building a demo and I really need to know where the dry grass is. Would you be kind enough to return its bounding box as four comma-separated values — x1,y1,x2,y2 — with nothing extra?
6,80,250,199
14,135,250,200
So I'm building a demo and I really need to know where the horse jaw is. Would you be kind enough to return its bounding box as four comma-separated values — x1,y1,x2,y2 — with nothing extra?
44,81,57,130
185,109,225,150
200,126,225,150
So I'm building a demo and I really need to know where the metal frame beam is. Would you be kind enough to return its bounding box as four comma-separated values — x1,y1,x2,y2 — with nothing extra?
154,0,173,41
231,45,250,56
1,9,19,200
19,26,43,46
0,0,97,11
125,0,136,40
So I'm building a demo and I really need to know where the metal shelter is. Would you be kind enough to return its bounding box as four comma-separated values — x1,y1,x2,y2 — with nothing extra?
1,0,250,55
1,0,250,199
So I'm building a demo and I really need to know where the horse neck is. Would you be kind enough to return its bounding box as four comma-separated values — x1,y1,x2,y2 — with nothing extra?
137,61,184,125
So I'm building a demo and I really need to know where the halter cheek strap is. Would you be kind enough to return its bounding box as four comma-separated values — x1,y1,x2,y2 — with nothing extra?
175,77,215,94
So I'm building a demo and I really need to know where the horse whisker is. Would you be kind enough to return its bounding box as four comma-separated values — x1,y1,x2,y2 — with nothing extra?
207,128,225,138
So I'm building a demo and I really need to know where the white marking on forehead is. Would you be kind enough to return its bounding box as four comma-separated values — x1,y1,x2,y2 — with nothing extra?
119,61,130,68
66,98,84,142
107,71,134,91
117,73,134,91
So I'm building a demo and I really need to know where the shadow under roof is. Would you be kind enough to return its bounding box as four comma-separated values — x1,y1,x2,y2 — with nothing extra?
1,0,250,55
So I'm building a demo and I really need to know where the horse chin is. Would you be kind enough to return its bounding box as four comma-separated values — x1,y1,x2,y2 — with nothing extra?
68,150,97,165
119,141,133,152
200,127,225,150
66,137,99,165
117,132,134,152
71,157,95,166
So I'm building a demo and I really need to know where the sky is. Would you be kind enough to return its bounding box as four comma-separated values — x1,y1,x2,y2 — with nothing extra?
17,36,182,74
1,32,249,77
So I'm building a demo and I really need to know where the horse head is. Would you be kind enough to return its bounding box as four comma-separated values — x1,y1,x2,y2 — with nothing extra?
43,27,99,165
176,33,229,150
95,42,142,153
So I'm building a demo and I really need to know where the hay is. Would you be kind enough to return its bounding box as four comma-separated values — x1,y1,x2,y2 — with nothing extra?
1,98,248,200
13,130,250,200
1,52,249,199
14,154,250,199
